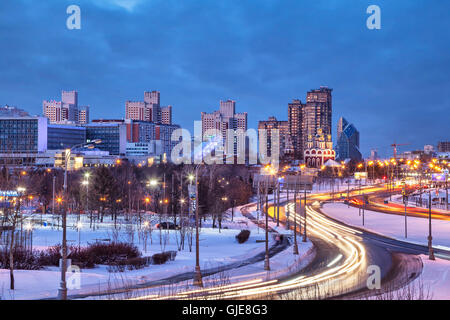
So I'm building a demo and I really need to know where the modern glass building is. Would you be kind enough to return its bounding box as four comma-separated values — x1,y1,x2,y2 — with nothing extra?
85,122,127,155
0,116,47,153
335,117,362,161
47,124,86,150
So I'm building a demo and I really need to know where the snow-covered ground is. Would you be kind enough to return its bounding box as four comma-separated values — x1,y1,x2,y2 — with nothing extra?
0,212,268,300
416,255,450,300
0,200,315,300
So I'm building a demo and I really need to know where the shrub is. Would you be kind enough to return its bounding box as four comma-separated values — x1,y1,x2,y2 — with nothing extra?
152,252,171,265
0,242,142,270
110,257,150,272
0,248,42,270
39,242,141,269
236,230,251,244
86,242,140,265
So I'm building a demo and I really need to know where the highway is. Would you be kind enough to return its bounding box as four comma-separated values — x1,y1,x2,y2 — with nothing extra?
352,189,450,221
128,186,450,300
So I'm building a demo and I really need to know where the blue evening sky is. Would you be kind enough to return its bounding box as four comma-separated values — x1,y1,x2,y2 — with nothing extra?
0,0,449,157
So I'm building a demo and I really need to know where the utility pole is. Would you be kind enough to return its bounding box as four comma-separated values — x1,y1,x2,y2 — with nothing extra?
362,193,365,226
128,180,131,220
404,195,407,238
293,183,298,254
302,184,307,242
264,191,270,270
286,184,290,230
52,175,55,219
257,180,260,234
347,179,350,208
428,190,435,260
193,167,203,286
276,181,280,227
171,174,175,224
58,149,69,300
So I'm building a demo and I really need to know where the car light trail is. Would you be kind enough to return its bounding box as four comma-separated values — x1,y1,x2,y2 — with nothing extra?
129,198,368,300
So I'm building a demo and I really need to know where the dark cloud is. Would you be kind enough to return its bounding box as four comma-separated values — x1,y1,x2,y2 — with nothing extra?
0,0,449,157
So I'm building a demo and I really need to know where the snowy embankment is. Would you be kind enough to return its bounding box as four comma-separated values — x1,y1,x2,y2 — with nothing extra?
0,201,314,300
322,203,450,299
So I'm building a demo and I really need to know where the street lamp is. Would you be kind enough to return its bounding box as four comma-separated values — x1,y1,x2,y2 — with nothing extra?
58,140,101,301
428,190,435,260
82,175,89,222
189,166,203,287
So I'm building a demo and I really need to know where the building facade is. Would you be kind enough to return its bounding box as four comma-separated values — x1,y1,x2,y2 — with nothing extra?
258,116,291,159
335,117,362,161
126,91,165,123
0,116,48,153
438,141,450,153
302,87,333,153
304,128,335,168
125,119,156,143
47,124,86,150
43,90,89,124
78,106,89,124
161,105,172,125
155,123,181,157
288,99,304,159
201,100,247,158
85,121,127,155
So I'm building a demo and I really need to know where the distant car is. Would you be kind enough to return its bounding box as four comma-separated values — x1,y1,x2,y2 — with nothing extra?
155,222,180,230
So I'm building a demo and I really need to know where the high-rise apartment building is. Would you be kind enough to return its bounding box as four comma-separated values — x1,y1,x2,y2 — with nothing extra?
303,87,333,147
61,90,79,123
285,87,333,162
288,99,304,159
43,90,89,124
161,106,172,125
144,91,161,123
258,116,291,159
201,100,247,157
78,106,89,124
125,101,147,121
126,91,165,123
437,141,450,153
335,117,362,161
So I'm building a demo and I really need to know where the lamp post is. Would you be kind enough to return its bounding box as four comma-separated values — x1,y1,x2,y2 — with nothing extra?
302,182,307,242
347,179,350,208
82,173,89,223
264,191,270,270
52,175,56,223
293,183,299,255
428,190,435,260
58,139,101,300
190,166,203,287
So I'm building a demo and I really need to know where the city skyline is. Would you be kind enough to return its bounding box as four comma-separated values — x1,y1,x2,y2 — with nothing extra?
0,1,449,157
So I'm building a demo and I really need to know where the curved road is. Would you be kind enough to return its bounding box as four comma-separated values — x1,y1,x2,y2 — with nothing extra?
129,186,450,300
